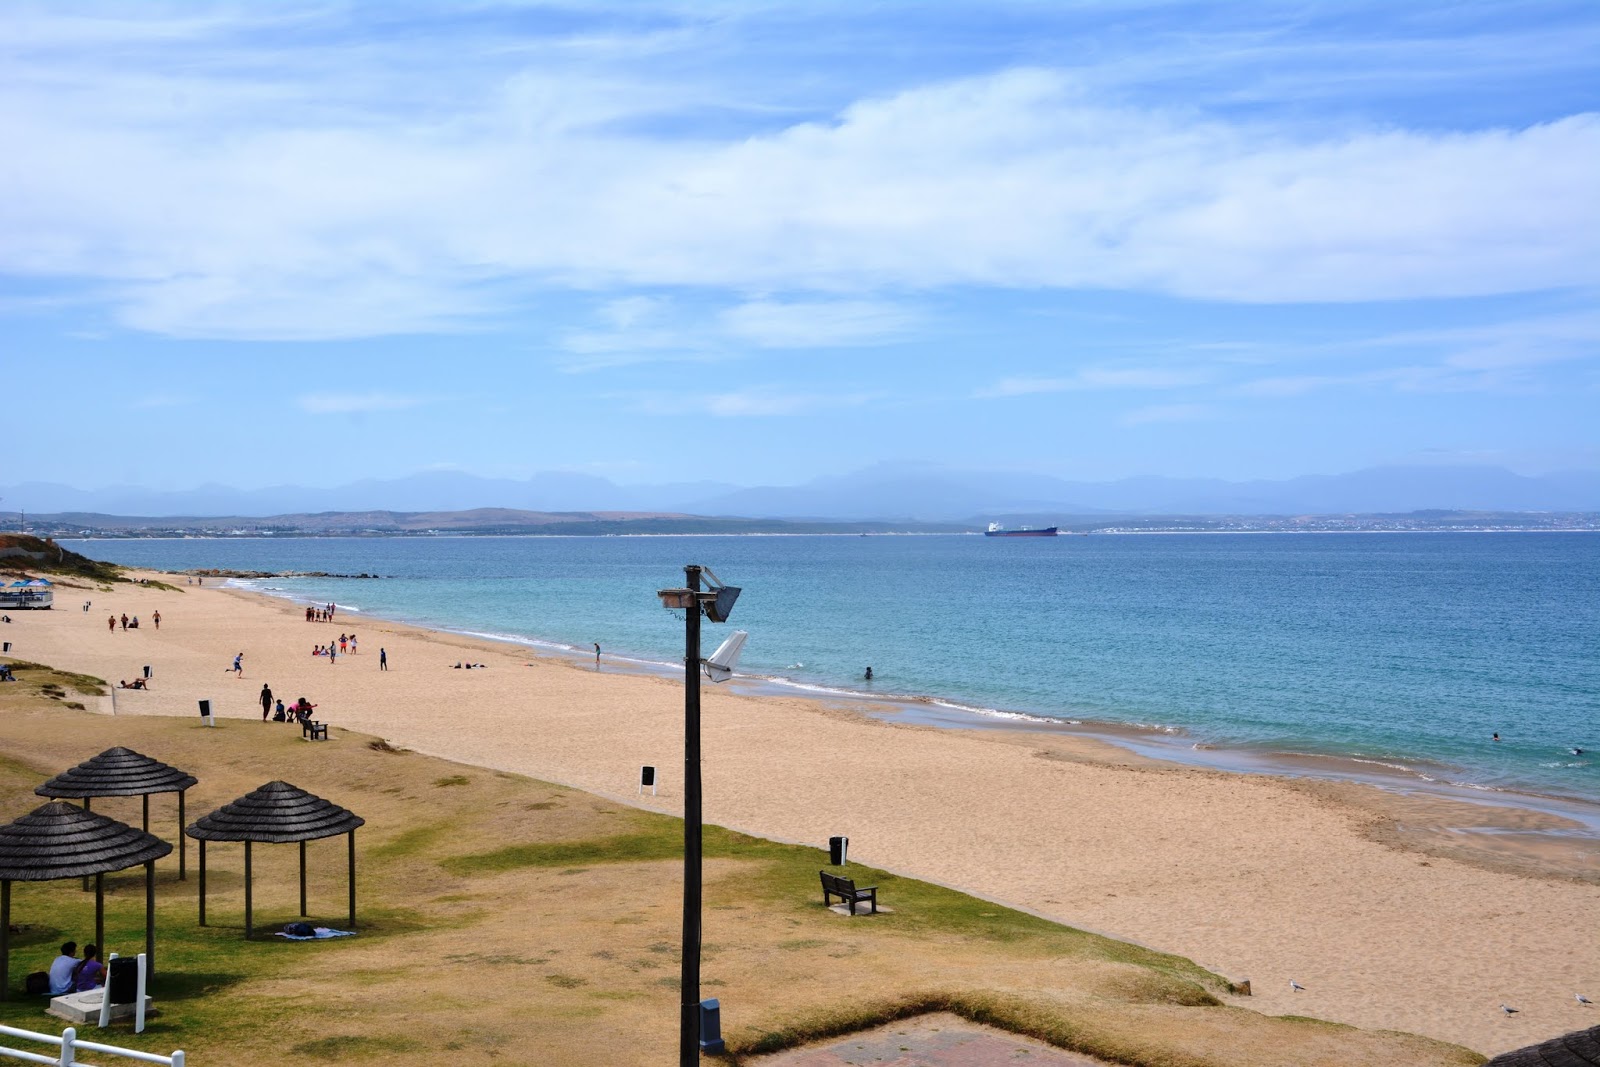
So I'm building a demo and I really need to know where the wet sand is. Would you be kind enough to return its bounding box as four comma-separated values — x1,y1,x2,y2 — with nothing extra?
4,573,1596,1054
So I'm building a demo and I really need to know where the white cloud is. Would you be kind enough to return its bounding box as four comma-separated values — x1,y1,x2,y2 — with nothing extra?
296,392,427,415
558,296,920,368
1119,403,1215,426
3,12,1598,339
632,385,874,417
719,300,919,348
979,366,1211,397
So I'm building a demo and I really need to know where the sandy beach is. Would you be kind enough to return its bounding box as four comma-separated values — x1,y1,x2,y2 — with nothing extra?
5,574,1596,1055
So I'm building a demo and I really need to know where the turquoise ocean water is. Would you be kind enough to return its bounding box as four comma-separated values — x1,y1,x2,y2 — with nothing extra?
65,533,1598,804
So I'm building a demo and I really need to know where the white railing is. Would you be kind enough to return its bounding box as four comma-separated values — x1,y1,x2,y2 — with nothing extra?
0,1025,183,1067
0,954,182,1066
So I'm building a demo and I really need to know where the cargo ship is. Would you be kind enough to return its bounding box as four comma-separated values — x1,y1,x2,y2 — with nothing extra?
984,523,1058,537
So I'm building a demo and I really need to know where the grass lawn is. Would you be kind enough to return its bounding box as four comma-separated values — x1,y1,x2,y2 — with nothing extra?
0,660,1482,1066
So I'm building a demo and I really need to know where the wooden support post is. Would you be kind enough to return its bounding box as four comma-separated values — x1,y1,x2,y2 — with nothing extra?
2,879,10,1002
348,830,356,928
95,872,105,958
142,794,149,833
299,840,307,917
244,841,253,940
197,839,206,926
145,861,155,978
178,791,187,881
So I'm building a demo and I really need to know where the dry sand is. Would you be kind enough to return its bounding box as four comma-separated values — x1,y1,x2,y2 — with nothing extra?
6,574,1597,1055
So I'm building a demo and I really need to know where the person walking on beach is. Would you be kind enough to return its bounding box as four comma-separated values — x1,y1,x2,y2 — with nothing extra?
107,615,116,632
152,610,160,630
232,652,243,678
379,647,388,671
119,613,128,632
594,642,601,668
259,683,274,721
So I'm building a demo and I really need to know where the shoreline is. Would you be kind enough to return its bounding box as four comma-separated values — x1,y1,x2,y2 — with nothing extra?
228,572,1600,828
4,569,1596,1054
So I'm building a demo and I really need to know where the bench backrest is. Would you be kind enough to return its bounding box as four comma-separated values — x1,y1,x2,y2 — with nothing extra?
820,871,855,894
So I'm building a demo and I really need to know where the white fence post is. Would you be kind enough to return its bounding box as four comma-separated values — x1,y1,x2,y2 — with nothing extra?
98,952,117,1029
135,953,147,1034
58,1026,75,1067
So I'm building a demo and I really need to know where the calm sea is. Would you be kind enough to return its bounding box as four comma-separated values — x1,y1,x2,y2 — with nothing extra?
64,533,1599,803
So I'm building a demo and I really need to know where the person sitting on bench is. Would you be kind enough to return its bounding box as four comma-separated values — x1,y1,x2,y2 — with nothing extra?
47,942,79,995
71,944,105,992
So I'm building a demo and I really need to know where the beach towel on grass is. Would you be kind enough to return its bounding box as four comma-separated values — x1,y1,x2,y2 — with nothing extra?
274,927,356,941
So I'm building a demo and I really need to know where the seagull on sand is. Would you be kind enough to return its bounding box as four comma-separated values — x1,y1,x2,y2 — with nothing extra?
1289,980,1306,993
1501,1004,1520,1015
1578,994,1593,1006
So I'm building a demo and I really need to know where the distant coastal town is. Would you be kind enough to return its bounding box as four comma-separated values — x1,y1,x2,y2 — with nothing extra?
11,508,1599,539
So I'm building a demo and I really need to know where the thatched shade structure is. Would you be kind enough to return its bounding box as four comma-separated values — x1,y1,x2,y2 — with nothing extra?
0,802,171,1000
37,747,198,881
1484,1023,1600,1065
186,781,364,939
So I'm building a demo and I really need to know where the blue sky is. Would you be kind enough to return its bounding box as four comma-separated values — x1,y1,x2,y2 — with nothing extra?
3,1,1598,492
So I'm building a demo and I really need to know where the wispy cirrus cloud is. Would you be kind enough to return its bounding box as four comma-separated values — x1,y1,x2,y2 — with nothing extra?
1119,403,1216,426
559,296,920,369
296,392,428,415
631,385,875,417
978,366,1211,398
719,299,919,348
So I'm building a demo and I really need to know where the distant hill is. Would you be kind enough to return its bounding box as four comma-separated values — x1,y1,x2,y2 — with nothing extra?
0,534,126,583
5,463,1598,521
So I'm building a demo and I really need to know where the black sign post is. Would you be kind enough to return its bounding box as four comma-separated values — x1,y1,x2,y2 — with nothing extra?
640,765,657,796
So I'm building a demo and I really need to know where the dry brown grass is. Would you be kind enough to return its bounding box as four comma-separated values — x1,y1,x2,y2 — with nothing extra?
0,663,1482,1066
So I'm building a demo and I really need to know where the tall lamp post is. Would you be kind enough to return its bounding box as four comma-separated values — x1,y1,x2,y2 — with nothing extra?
657,564,741,1065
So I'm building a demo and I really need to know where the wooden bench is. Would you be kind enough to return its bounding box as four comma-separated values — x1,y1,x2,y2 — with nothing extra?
302,720,329,741
819,870,877,915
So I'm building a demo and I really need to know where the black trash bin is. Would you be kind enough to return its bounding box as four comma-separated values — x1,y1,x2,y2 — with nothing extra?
828,835,848,867
107,957,139,1005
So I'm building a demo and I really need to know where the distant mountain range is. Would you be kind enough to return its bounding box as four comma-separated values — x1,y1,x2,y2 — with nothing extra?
4,463,1598,522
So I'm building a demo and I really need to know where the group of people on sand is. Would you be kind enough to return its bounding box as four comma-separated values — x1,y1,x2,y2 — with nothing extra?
42,941,105,996
305,604,337,623
259,683,317,723
311,633,355,662
107,611,159,632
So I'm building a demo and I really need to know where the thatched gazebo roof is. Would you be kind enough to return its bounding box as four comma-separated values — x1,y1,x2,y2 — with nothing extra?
36,747,197,799
0,801,171,880
0,802,172,999
186,781,364,843
186,782,364,938
1485,1024,1600,1066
